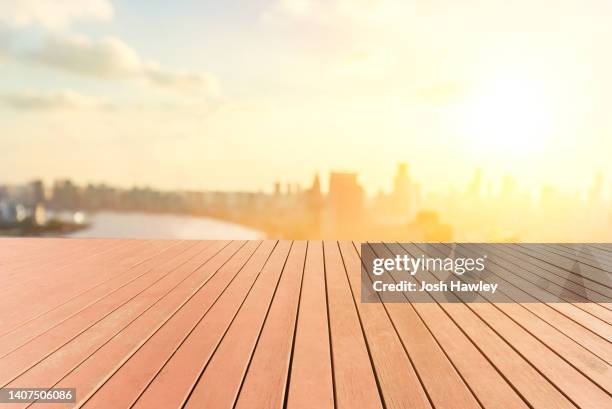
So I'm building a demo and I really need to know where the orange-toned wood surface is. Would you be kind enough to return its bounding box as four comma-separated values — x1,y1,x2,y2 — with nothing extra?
0,238,610,409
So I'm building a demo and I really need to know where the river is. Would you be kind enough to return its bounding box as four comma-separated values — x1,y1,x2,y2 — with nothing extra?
67,211,264,240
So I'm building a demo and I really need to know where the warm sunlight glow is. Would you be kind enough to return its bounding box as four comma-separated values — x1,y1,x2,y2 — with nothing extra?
460,71,554,156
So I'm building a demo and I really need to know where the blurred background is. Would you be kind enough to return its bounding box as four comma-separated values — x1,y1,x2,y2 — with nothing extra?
1,0,611,241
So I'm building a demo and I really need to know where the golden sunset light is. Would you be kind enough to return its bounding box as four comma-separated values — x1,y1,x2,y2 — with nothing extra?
1,0,612,241
1,4,612,407
459,70,554,156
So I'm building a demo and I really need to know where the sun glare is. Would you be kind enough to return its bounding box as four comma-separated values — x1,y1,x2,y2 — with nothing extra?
459,72,554,156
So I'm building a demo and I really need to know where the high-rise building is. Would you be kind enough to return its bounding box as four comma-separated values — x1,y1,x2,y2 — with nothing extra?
327,172,364,237
393,163,410,199
28,180,45,206
51,180,81,210
389,163,419,222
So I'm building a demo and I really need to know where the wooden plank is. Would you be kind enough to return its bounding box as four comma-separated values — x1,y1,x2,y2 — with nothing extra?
0,240,151,298
546,244,612,269
372,242,524,409
34,241,263,409
196,242,306,409
430,243,612,391
232,242,306,409
532,244,612,273
82,241,277,409
0,238,117,268
471,244,612,327
511,244,612,288
183,240,300,408
0,240,177,327
0,238,61,261
128,241,290,409
464,302,611,409
586,244,612,254
485,244,612,300
410,243,611,409
470,244,612,306
0,239,608,409
458,245,612,364
389,243,577,409
285,241,334,409
0,241,231,386
0,240,176,337
0,238,102,265
322,241,384,409
0,239,143,288
0,241,198,356
339,242,434,409
6,241,245,393
0,239,114,278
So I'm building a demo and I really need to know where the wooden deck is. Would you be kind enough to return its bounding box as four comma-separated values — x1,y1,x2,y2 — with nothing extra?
0,238,610,409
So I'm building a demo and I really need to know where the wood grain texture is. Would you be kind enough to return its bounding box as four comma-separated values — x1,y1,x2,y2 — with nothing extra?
0,239,608,409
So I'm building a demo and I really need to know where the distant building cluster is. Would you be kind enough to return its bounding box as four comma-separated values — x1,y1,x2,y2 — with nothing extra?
0,180,46,227
0,163,451,240
231,164,451,240
422,169,612,241
2,164,610,241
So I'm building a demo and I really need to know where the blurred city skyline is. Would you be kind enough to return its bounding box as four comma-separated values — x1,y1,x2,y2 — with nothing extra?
1,163,610,200
2,0,612,195
2,163,611,241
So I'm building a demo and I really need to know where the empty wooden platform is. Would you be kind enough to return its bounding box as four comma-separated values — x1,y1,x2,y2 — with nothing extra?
0,238,610,409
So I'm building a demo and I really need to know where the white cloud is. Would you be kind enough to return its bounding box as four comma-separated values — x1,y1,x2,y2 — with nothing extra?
0,89,104,110
0,0,113,28
28,34,141,77
24,34,219,95
0,2,219,97
145,64,219,94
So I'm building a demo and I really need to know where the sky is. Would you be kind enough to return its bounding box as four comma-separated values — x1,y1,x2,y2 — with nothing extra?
1,0,612,194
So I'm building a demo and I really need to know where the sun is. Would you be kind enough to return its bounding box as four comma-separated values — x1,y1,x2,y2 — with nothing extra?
459,71,555,156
